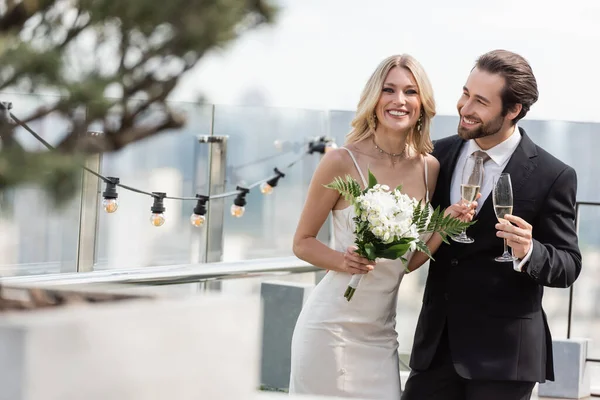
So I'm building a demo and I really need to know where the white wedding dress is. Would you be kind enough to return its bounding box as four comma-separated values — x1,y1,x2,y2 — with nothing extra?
289,147,433,399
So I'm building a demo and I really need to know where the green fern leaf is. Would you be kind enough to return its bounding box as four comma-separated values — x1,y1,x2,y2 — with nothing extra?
422,205,475,241
324,175,362,202
415,240,433,260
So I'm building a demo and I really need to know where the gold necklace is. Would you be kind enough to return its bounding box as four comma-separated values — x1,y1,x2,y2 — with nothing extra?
373,136,407,164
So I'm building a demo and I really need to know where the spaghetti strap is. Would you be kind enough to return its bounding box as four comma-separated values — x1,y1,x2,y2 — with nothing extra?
423,155,430,202
341,147,368,188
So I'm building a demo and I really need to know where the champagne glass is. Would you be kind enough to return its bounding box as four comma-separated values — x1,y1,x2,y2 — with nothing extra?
493,173,517,262
451,154,484,244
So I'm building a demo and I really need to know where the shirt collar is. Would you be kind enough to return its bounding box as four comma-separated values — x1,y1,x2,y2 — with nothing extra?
465,124,521,166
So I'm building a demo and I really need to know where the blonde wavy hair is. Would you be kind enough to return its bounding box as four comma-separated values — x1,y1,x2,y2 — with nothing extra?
346,54,436,155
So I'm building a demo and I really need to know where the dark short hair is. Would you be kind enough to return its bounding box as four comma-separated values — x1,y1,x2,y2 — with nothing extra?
475,50,539,124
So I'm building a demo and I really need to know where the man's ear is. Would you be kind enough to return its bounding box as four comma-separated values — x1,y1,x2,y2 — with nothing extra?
507,103,522,121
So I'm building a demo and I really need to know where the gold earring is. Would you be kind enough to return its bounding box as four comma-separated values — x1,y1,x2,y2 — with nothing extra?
416,114,423,132
369,113,377,130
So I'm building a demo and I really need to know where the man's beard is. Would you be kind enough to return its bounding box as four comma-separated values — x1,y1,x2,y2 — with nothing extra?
457,114,504,140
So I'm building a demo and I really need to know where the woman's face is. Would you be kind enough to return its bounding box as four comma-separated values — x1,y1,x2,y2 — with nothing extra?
374,67,422,134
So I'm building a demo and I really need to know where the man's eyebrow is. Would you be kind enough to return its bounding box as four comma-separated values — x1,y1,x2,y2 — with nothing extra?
463,86,490,104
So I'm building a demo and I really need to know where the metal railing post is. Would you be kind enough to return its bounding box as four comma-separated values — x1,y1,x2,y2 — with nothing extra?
197,134,228,264
194,106,227,291
560,201,600,397
76,132,103,273
566,202,581,339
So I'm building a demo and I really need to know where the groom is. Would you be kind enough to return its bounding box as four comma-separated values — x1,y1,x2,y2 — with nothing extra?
401,50,582,400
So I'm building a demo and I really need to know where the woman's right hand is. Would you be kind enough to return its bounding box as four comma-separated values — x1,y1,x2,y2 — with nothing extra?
340,246,375,274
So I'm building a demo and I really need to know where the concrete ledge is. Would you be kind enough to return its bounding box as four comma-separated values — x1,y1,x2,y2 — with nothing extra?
260,281,313,390
535,339,591,399
0,294,261,400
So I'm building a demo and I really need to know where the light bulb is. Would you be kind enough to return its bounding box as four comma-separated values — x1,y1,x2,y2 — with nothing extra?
102,198,118,213
260,182,274,195
231,204,245,218
325,142,338,153
150,213,166,227
232,186,249,217
190,213,206,227
273,140,284,151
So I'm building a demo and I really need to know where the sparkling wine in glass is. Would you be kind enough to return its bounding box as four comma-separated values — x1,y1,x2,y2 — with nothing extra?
493,173,517,262
451,154,484,244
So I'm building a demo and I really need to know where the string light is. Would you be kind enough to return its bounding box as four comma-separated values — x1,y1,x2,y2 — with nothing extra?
190,195,208,227
231,187,249,218
6,107,339,228
273,139,284,151
102,177,120,213
260,168,285,195
150,192,166,227
308,136,337,154
325,141,338,152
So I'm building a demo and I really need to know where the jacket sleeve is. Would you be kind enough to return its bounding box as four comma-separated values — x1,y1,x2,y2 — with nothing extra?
525,166,582,288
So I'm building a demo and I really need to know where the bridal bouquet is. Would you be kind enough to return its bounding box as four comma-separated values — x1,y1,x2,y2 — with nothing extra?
326,171,474,301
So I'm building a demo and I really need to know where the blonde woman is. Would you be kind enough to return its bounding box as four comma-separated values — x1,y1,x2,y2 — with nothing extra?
289,55,475,398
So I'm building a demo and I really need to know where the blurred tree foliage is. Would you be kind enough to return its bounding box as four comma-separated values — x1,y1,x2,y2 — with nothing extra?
0,0,276,205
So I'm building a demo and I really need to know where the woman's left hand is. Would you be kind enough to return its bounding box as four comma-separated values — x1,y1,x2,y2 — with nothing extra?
443,193,480,222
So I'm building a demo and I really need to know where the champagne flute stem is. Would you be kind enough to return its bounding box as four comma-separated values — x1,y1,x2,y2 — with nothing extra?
458,199,467,236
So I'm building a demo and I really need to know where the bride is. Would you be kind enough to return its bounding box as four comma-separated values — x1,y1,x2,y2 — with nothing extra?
289,54,474,399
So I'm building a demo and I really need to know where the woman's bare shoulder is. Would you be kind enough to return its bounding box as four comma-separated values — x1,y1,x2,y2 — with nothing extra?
424,153,440,171
423,153,440,195
313,146,354,178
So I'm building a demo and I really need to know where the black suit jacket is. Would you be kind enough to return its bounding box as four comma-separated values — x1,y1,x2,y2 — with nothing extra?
408,128,582,383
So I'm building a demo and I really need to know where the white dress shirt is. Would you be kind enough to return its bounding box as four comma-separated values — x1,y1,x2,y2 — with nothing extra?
449,125,533,271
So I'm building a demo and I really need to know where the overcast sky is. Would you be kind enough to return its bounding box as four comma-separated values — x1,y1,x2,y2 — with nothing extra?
171,0,600,123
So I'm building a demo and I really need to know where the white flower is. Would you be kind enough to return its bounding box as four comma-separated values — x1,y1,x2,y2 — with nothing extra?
368,214,382,227
372,226,384,237
382,231,392,243
354,184,423,247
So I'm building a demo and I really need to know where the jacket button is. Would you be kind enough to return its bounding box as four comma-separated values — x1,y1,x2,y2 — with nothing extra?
450,259,459,267
444,293,449,300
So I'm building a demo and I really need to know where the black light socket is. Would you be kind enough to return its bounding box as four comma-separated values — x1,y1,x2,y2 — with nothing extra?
266,168,285,188
151,192,166,213
193,195,209,215
308,136,326,154
234,186,250,207
102,177,120,199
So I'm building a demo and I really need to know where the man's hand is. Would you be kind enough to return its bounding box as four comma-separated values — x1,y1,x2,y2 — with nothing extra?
495,214,532,259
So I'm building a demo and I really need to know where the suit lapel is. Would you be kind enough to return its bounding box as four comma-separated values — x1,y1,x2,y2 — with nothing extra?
441,137,466,208
501,128,538,196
